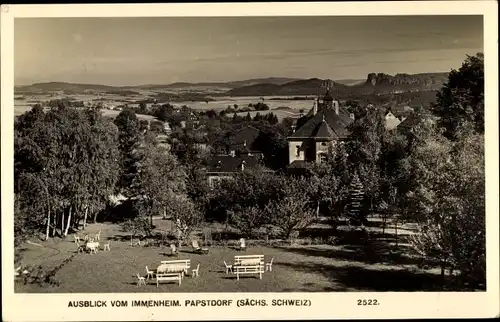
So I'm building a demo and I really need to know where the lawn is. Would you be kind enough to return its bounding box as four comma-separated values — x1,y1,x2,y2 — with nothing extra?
15,220,449,293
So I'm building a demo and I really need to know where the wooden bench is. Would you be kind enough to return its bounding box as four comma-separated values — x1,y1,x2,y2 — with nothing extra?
159,259,191,276
156,272,182,286
233,255,265,280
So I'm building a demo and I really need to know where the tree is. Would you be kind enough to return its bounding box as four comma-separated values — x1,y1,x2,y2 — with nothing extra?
433,53,484,139
346,104,386,214
345,172,365,226
405,133,485,288
231,206,267,238
15,106,119,239
306,160,341,219
135,134,186,227
138,102,147,114
206,109,217,118
169,196,204,247
153,104,174,122
266,176,315,239
114,109,142,197
253,112,262,122
244,112,252,122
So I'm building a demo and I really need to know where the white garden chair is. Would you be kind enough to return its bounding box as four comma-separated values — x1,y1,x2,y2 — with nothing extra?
74,235,81,244
239,238,247,251
95,230,101,241
145,266,156,280
103,241,111,251
223,261,233,274
170,244,178,256
136,273,146,286
266,257,274,272
192,264,200,278
77,242,86,253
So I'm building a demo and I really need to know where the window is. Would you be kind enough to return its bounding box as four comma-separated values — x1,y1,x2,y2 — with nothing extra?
321,142,327,146
318,153,328,163
295,146,300,157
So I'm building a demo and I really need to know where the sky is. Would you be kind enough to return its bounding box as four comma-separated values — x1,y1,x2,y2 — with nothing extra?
14,16,483,86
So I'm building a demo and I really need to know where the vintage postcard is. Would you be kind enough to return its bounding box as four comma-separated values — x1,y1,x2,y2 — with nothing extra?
1,1,499,321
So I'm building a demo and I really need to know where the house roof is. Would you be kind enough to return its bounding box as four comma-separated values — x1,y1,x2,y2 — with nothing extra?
227,125,261,147
311,120,337,138
385,112,402,130
391,105,414,119
397,113,419,129
287,160,308,169
205,154,262,174
289,105,353,139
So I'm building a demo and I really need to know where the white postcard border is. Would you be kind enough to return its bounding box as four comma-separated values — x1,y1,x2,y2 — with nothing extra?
1,2,499,321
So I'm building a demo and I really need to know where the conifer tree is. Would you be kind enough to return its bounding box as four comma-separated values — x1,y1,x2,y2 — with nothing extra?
346,171,365,226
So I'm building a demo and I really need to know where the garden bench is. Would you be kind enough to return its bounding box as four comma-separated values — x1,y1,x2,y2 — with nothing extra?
156,272,182,286
159,259,191,276
233,255,265,280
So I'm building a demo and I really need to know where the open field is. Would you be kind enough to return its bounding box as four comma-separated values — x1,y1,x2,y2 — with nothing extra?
15,218,453,293
14,94,313,117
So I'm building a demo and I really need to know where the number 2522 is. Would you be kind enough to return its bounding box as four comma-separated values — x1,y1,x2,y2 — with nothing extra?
357,299,379,306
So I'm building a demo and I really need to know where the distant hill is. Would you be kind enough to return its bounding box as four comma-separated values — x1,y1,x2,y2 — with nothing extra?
15,82,118,93
15,73,449,98
131,77,303,90
352,72,449,94
16,77,304,93
226,78,352,96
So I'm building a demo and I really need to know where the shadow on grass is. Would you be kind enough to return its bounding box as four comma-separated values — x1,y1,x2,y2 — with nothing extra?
274,243,424,267
279,261,449,292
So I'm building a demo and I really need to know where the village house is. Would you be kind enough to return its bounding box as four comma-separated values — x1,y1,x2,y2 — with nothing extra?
384,111,402,130
225,125,262,155
287,88,354,169
204,125,271,187
204,151,267,188
384,105,415,130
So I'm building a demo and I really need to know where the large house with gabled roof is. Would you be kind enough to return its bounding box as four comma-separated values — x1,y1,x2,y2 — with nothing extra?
287,88,354,168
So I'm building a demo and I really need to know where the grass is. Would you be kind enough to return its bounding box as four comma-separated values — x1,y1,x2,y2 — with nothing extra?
14,219,456,293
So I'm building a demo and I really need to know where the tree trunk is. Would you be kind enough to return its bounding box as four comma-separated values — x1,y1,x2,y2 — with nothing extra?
61,211,65,237
64,206,72,236
52,212,57,237
93,207,98,223
45,208,51,240
83,206,88,228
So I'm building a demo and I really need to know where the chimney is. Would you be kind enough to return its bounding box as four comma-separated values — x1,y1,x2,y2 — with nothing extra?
240,160,246,171
291,124,296,133
334,101,339,115
243,140,247,147
312,99,318,115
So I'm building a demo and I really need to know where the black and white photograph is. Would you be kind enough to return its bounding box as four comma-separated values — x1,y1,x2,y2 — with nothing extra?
2,2,498,321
